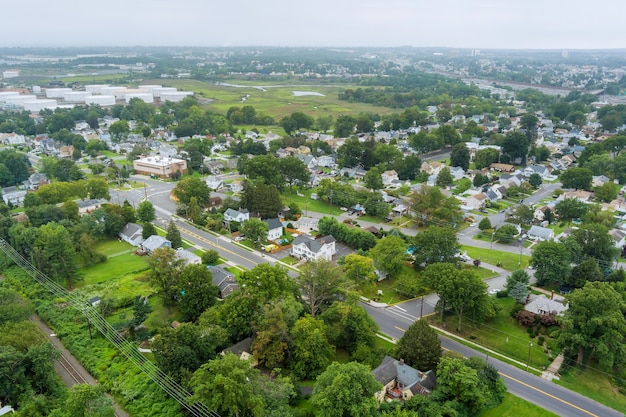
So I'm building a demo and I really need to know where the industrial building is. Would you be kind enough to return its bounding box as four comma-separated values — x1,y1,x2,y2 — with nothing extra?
133,156,187,179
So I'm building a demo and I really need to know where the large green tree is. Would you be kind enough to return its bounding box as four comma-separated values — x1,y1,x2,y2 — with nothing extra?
311,361,381,417
433,356,488,415
278,156,310,192
178,264,219,322
558,282,626,368
172,176,211,207
32,222,78,288
240,218,269,245
136,200,156,223
560,167,593,190
450,143,470,170
290,315,335,379
530,241,572,286
296,259,349,317
147,247,186,305
368,235,407,276
165,220,182,249
412,226,460,270
395,319,442,372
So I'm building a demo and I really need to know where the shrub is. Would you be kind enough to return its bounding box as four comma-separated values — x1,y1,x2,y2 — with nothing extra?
517,309,539,326
537,336,545,345
539,313,558,327
496,290,508,298
510,303,524,318
201,249,220,265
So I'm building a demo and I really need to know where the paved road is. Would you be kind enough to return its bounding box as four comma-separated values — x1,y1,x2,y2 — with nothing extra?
364,303,623,417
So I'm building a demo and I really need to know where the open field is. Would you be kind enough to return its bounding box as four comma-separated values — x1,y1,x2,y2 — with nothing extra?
461,245,531,271
556,363,626,413
140,78,397,119
478,393,558,417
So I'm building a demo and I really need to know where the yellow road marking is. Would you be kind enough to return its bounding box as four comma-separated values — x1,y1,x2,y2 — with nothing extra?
178,227,260,266
498,372,598,416
394,326,406,332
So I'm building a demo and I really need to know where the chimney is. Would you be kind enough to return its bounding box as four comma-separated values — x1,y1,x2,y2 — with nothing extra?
399,358,404,365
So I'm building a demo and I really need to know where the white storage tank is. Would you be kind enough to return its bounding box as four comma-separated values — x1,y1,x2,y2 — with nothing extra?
138,85,162,93
85,84,110,94
23,99,58,112
46,88,72,98
100,86,125,98
0,92,20,102
125,92,154,103
62,91,92,103
85,95,116,106
5,95,37,105
152,87,177,98
160,91,194,102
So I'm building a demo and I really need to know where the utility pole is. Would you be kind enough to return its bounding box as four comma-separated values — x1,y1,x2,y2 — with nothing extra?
329,190,333,214
526,342,533,371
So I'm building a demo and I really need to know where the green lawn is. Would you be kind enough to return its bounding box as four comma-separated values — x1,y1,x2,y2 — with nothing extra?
281,189,344,217
556,362,626,413
434,297,555,370
93,240,136,257
78,252,150,287
461,246,530,271
478,393,558,417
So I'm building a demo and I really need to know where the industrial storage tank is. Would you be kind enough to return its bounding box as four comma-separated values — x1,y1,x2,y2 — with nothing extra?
125,92,154,103
152,87,177,98
5,95,37,105
138,85,163,93
23,99,58,112
85,84,110,94
62,91,92,103
85,95,116,106
0,92,20,102
160,91,194,102
46,88,72,98
100,86,125,99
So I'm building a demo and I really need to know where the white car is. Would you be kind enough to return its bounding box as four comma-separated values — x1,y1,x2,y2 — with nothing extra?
489,288,500,295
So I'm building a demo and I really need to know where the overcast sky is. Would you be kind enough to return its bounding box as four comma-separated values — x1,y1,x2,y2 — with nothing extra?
2,0,625,49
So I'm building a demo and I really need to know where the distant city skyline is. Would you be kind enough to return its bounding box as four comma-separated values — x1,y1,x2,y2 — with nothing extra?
3,0,626,50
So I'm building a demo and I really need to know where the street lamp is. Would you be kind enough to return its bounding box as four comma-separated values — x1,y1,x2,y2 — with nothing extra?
526,342,533,371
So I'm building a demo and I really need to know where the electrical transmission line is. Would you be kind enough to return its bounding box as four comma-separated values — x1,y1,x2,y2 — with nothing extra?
0,239,220,417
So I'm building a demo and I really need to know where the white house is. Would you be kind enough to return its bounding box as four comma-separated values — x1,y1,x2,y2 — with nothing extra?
1,187,26,206
205,176,224,190
119,223,144,246
291,235,336,261
224,208,250,223
523,165,550,178
141,235,172,253
228,180,243,194
449,166,465,181
266,218,283,241
175,247,202,265
464,193,487,210
609,229,626,249
525,294,567,316
527,225,554,241
382,170,399,187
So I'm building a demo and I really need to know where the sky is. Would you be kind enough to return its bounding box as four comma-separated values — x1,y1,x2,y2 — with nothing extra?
2,0,626,50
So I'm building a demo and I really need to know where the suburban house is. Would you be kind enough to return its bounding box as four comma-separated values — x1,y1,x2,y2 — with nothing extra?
489,163,515,173
1,187,26,206
119,223,144,246
224,208,250,223
221,337,257,366
609,229,626,249
175,247,202,265
266,218,283,241
523,165,550,178
525,294,567,316
372,356,436,403
228,180,243,194
77,199,105,215
207,196,223,209
527,225,554,241
449,166,465,181
59,145,75,158
141,235,172,254
592,175,611,187
421,161,444,176
464,193,487,210
209,265,239,298
533,206,551,222
382,170,399,187
205,176,224,190
559,190,592,203
291,234,336,261
25,172,49,190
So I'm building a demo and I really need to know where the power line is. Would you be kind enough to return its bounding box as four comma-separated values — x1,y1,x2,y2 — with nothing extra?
0,239,220,417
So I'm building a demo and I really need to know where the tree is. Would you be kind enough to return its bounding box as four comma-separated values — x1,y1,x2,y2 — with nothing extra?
495,224,519,243
240,218,269,245
334,115,357,138
178,264,219,322
555,198,590,222
32,222,78,288
166,220,182,249
320,300,378,354
290,316,335,379
148,247,186,305
594,181,618,203
433,356,488,415
63,384,115,417
505,269,530,292
395,319,442,372
435,167,453,187
278,156,309,192
108,120,129,140
368,235,407,276
534,146,551,162
531,241,572,286
238,264,298,303
136,200,156,223
311,361,381,417
478,217,492,231
240,180,284,219
509,281,530,304
560,167,593,190
0,287,33,326
141,222,156,239
450,143,470,170
364,166,384,190
412,226,460,270
528,173,543,189
190,354,265,417
567,258,603,288
343,253,377,285
507,205,534,225
474,148,499,170
201,249,220,265
502,131,529,164
558,282,626,368
172,176,211,207
565,223,618,264
296,259,349,317
409,185,463,228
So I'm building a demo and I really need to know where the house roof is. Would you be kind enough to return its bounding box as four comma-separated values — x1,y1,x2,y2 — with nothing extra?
209,265,235,287
528,225,554,239
175,247,201,264
120,222,143,240
223,337,253,357
142,235,171,252
372,356,397,385
266,218,283,230
525,294,567,315
292,234,335,254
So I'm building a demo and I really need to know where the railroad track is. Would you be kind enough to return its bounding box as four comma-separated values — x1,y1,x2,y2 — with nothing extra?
56,352,88,385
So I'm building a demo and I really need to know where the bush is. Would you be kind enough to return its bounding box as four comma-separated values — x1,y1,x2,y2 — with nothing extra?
201,249,220,265
539,313,558,327
496,290,508,298
537,336,545,345
517,310,539,326
510,302,524,318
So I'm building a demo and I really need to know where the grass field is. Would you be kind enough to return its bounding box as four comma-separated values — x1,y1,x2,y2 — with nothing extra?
434,297,555,370
556,363,626,413
461,246,531,271
478,393,558,417
140,78,397,120
281,189,345,217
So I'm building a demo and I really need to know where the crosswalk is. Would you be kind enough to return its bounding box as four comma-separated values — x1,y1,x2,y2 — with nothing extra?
387,305,420,322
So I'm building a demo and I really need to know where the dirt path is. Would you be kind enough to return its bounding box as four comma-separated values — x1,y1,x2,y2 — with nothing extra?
30,315,130,417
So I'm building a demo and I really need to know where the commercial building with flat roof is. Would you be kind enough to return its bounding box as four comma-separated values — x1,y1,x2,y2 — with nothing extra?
133,156,187,178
